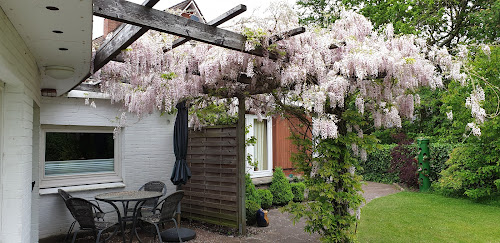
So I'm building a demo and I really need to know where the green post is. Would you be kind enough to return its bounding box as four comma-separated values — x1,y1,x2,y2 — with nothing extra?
417,138,430,192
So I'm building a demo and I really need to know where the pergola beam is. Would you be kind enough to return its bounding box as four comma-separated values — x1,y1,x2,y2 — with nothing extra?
91,0,305,76
93,0,248,61
93,0,160,72
167,4,247,51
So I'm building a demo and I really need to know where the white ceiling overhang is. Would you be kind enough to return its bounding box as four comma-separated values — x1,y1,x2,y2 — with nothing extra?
0,0,93,96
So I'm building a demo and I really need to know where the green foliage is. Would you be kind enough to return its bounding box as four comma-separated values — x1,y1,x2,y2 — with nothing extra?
296,0,343,27
161,72,177,80
360,144,398,183
428,143,455,181
291,182,306,202
360,143,454,185
257,189,273,209
284,136,364,243
269,167,294,205
245,174,262,225
297,0,500,46
436,145,500,200
245,199,260,226
245,125,258,169
190,101,238,126
242,27,267,49
357,192,500,242
245,174,261,205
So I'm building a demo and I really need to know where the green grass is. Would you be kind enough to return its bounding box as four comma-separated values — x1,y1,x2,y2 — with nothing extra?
357,192,500,243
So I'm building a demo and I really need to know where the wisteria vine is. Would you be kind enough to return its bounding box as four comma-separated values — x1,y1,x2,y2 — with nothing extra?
94,7,489,152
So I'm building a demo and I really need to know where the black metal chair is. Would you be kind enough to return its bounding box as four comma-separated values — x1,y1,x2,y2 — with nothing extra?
139,190,184,243
58,189,77,242
125,181,167,216
65,197,119,243
139,181,168,210
58,189,113,242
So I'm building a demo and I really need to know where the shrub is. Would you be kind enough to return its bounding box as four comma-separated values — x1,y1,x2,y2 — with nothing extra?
269,167,294,205
245,173,261,205
389,134,418,189
245,173,262,225
291,182,306,202
257,189,273,209
436,145,500,200
245,199,260,225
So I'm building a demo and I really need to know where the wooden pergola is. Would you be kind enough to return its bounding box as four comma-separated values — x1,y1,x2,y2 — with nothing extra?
90,0,305,234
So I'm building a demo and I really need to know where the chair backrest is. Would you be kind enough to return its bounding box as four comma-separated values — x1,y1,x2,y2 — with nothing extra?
139,181,167,195
58,189,73,201
159,190,184,221
65,198,102,229
139,181,167,208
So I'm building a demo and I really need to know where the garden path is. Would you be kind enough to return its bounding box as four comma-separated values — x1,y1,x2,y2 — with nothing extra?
183,181,401,243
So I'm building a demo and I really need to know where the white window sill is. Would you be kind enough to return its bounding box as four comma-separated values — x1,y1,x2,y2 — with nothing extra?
39,182,126,195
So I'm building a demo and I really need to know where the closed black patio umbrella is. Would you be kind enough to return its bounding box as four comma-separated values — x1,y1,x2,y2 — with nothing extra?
164,101,196,242
170,101,191,186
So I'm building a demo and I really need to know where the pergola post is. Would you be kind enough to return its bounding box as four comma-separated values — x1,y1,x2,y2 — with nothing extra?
236,95,246,235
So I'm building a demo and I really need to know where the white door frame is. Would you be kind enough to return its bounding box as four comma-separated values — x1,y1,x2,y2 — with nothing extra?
245,114,273,178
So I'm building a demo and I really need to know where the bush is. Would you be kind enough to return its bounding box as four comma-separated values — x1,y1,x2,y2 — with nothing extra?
245,173,261,205
269,167,294,205
257,189,273,209
436,145,500,200
389,134,418,188
245,199,260,225
291,182,306,202
245,173,262,225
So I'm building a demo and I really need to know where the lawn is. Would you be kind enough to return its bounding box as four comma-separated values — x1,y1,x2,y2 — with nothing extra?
357,192,500,242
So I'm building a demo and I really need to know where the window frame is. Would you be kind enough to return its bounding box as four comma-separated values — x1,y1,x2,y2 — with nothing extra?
39,125,122,189
245,115,273,178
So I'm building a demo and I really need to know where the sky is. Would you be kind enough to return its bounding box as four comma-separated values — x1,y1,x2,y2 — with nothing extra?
92,0,298,39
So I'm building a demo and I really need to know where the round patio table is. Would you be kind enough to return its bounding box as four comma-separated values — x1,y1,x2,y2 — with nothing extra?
95,190,162,243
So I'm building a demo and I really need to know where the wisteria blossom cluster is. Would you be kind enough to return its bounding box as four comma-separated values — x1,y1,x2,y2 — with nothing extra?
95,8,477,147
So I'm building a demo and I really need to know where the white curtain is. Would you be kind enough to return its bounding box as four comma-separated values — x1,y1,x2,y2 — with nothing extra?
254,119,268,171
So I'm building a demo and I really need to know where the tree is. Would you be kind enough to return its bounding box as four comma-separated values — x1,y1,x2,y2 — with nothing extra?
94,6,470,242
297,0,500,47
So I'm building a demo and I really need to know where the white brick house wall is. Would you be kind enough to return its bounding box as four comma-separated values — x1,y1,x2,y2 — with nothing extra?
38,96,177,239
0,6,41,243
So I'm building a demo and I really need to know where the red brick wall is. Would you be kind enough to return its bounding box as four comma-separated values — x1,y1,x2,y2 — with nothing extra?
103,19,123,37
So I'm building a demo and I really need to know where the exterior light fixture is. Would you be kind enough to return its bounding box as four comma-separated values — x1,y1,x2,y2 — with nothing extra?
44,65,74,79
41,89,57,97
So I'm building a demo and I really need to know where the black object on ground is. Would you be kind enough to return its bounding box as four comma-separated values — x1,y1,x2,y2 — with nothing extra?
160,228,197,242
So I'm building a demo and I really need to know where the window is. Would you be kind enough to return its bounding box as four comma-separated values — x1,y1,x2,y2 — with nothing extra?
40,126,122,188
245,115,273,177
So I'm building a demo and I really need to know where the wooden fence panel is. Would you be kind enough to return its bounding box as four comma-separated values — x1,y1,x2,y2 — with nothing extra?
182,126,240,228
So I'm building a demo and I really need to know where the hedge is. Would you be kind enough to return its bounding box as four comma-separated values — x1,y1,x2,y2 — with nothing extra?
360,143,454,184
